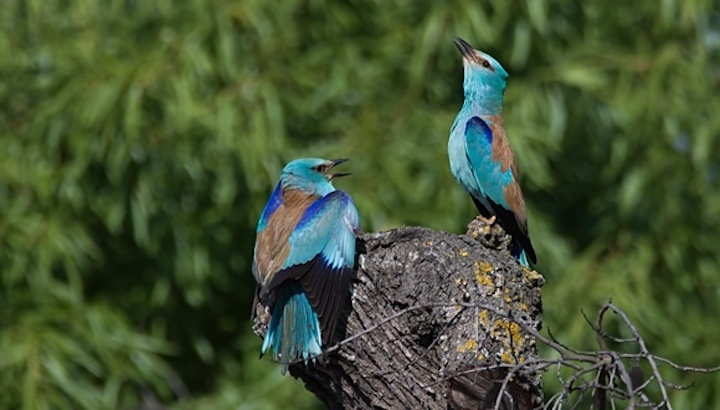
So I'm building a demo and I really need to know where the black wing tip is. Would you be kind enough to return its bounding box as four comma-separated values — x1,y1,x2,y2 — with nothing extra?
526,244,538,264
299,257,353,342
266,253,354,342
470,195,494,219
510,235,537,265
517,232,537,264
485,197,537,265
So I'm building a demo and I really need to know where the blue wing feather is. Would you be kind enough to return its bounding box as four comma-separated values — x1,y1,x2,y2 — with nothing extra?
283,190,358,270
464,116,514,209
256,180,360,373
267,190,359,343
464,116,536,266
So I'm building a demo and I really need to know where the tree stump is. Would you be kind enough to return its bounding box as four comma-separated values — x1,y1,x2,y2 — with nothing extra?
253,218,545,409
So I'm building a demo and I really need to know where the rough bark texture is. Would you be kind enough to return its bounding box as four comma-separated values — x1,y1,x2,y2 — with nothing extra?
253,218,545,409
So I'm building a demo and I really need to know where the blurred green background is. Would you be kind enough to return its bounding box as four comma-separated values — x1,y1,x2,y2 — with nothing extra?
1,0,719,408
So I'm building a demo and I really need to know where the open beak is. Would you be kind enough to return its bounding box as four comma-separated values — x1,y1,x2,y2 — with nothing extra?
453,37,474,60
326,158,351,180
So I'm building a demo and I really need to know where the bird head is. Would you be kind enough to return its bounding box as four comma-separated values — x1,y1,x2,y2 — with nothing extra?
453,37,508,113
280,158,350,196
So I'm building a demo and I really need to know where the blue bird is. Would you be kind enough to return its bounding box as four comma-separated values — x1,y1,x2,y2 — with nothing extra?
448,38,537,267
252,158,360,374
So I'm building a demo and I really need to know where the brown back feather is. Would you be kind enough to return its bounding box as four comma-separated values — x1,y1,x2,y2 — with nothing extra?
488,116,529,236
254,189,319,291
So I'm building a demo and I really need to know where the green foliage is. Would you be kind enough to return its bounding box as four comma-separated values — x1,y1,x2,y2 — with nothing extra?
0,0,718,408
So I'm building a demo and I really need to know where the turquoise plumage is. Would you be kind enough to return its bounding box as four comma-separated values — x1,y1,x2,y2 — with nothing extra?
253,158,360,374
448,38,537,267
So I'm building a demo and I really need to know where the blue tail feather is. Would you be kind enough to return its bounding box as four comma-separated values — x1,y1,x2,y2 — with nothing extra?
518,251,530,269
511,241,531,269
261,281,322,375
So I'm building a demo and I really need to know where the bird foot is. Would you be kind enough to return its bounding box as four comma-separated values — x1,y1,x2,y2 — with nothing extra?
476,215,496,225
467,215,498,240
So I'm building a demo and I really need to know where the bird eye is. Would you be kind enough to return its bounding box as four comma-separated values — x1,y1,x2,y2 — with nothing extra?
314,165,328,173
482,60,491,68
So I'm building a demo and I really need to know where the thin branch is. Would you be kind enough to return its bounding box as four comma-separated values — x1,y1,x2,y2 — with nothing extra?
651,355,720,373
601,303,672,409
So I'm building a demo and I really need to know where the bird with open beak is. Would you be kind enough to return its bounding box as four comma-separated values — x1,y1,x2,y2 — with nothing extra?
252,158,360,374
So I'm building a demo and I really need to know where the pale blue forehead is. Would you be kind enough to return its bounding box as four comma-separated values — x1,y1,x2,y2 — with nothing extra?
284,158,327,170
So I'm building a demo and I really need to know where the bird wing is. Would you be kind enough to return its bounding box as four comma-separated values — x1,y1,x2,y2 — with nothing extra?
252,182,285,284
256,182,284,234
464,116,536,263
269,190,360,342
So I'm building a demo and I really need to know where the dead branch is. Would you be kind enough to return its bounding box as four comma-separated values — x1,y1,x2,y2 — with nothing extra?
251,221,720,409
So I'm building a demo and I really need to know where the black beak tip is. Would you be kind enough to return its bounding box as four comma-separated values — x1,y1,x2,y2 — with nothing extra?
453,37,474,58
329,158,350,168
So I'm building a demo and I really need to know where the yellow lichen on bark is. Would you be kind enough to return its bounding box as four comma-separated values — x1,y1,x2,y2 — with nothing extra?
474,261,494,287
492,320,525,364
457,339,478,353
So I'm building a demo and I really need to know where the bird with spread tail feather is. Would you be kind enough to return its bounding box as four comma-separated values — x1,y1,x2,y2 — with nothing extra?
252,158,360,374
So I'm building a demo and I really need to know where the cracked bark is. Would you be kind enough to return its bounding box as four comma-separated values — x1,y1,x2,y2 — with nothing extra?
253,218,545,409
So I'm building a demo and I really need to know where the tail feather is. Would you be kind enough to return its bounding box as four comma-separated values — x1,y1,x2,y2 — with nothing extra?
518,251,530,269
262,281,322,374
511,240,531,269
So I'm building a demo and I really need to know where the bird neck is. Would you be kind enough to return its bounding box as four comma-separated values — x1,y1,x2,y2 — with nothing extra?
463,82,504,116
281,177,335,197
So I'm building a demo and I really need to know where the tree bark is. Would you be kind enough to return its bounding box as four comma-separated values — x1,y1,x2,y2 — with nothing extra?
253,218,545,409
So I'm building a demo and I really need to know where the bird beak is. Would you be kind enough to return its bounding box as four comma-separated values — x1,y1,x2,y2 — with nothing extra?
326,158,351,180
327,172,351,180
329,158,349,168
453,37,474,60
